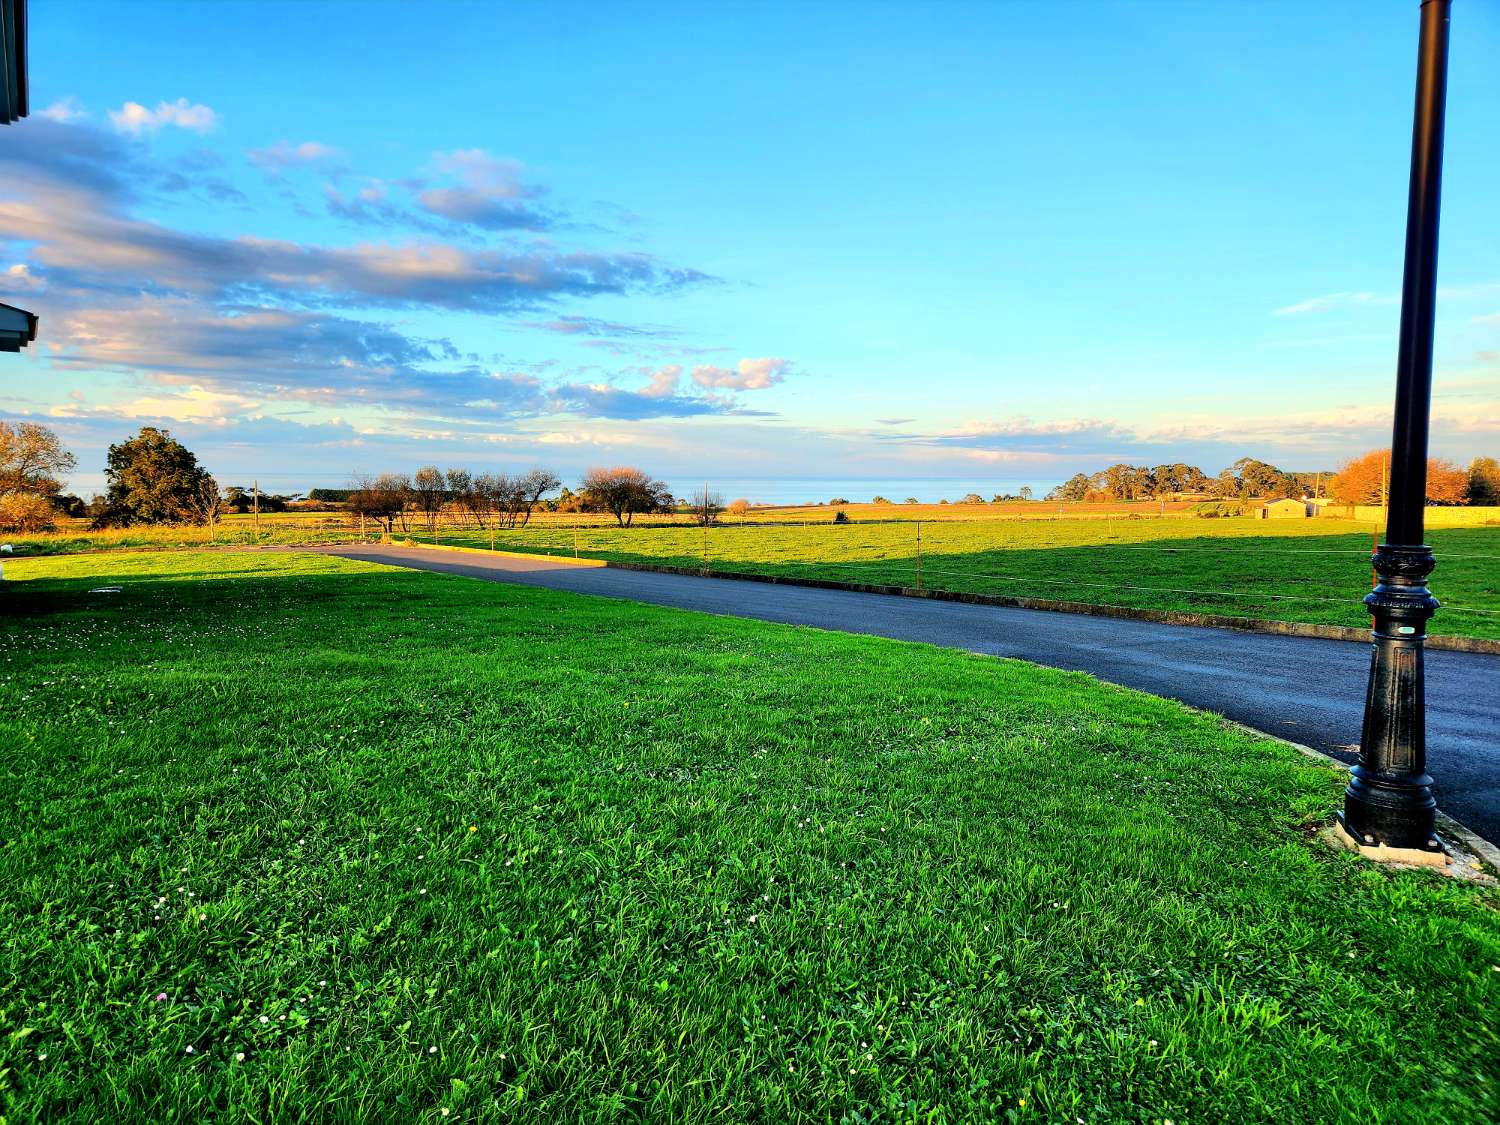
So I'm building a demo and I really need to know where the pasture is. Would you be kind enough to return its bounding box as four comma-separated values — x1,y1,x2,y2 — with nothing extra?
1,551,1496,1122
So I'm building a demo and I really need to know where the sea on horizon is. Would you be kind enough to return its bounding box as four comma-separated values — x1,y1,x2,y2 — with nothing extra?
664,477,1057,507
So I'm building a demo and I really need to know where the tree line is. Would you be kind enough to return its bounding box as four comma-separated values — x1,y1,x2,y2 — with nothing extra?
0,424,231,532
0,423,711,533
1046,453,1498,506
3,421,1498,535
348,466,711,530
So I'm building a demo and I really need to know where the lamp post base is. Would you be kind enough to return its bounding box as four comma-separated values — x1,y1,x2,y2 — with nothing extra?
1339,543,1442,853
1333,817,1449,868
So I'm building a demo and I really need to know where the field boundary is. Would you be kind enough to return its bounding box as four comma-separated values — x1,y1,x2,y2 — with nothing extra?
595,559,1500,654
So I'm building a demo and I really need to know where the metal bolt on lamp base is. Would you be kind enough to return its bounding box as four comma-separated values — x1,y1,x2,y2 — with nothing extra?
1336,543,1446,860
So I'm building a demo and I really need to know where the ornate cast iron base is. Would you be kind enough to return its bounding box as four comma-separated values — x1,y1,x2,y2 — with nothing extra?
1337,543,1446,855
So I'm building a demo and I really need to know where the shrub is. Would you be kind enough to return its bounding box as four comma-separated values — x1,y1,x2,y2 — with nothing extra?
1194,500,1244,519
832,510,850,524
0,492,59,533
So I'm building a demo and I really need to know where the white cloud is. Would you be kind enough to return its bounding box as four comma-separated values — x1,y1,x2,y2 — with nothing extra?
1273,291,1396,317
4,263,44,290
691,357,788,390
640,365,682,398
431,149,527,197
51,384,263,424
108,98,218,135
38,98,87,123
246,140,343,170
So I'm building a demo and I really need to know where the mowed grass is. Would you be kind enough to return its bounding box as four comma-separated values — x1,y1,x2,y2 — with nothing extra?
431,517,1500,640
1,552,1497,1124
4,518,375,556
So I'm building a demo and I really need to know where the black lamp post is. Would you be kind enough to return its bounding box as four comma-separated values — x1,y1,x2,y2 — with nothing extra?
1336,0,1451,861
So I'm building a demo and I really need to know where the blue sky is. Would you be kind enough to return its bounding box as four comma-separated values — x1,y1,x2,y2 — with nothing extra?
2,0,1498,498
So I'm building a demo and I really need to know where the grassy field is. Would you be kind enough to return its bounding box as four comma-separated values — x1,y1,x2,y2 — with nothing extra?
426,517,1500,640
1,551,1496,1123
0,501,1191,555
1,517,374,555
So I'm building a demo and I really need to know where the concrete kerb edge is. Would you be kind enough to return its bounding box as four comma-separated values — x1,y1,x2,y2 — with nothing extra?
386,538,607,568
1219,718,1500,876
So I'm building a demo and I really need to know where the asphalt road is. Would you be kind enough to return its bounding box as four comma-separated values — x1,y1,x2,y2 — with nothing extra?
316,544,1500,841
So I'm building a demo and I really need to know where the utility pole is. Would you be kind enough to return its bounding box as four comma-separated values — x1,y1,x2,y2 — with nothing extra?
252,480,260,538
915,521,922,592
1338,0,1451,863
1372,453,1389,589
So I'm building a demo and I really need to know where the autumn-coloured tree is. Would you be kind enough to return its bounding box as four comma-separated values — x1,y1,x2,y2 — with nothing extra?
1426,458,1469,505
727,498,750,517
1330,449,1469,506
0,421,75,498
0,491,58,532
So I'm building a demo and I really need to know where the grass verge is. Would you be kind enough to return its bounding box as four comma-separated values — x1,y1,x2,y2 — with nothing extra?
1,551,1496,1123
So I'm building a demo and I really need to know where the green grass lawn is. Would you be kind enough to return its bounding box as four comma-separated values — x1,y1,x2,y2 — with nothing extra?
426,517,1500,641
1,551,1496,1123
3,519,375,556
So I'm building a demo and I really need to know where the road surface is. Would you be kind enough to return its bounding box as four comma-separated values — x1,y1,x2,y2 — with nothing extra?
314,544,1500,841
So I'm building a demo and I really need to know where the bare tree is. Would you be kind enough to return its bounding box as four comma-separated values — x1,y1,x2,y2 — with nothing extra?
441,468,477,528
176,473,225,528
579,466,673,527
511,468,560,528
411,466,446,533
692,486,724,527
475,468,560,529
474,472,511,529
348,473,411,533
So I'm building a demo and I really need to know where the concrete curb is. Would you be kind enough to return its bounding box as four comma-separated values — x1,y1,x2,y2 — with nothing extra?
1219,719,1500,874
387,538,607,568
593,560,1500,655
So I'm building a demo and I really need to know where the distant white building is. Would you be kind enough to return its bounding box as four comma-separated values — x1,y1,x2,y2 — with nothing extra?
1260,497,1314,519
